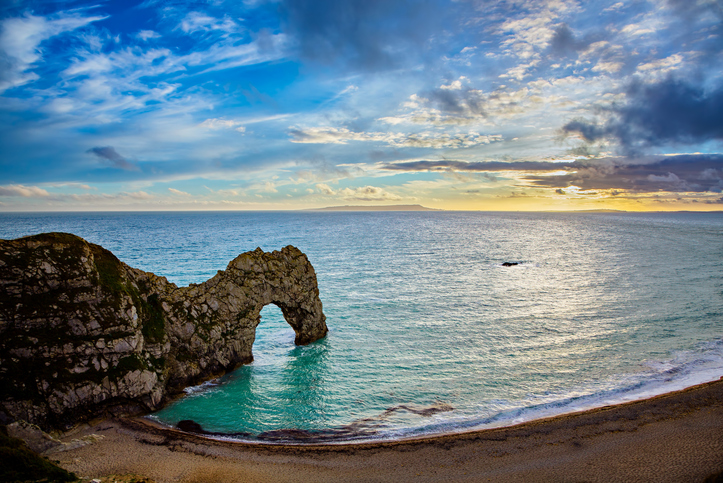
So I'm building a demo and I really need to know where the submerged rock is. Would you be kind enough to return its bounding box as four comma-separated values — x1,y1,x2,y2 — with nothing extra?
176,420,205,434
0,232,327,430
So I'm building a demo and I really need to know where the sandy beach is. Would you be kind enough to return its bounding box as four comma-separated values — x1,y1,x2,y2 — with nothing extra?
49,378,723,483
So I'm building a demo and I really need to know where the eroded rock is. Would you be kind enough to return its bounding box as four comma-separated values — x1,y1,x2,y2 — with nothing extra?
0,232,327,430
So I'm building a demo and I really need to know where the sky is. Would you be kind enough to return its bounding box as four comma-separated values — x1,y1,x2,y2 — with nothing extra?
0,0,722,211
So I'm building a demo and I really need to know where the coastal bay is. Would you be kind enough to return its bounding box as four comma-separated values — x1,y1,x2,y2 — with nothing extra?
53,379,723,482
3,212,722,443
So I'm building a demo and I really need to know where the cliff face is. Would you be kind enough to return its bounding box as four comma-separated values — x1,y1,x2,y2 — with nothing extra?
0,233,327,430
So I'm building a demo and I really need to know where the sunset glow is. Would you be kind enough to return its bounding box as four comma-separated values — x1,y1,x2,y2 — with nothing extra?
1,0,722,211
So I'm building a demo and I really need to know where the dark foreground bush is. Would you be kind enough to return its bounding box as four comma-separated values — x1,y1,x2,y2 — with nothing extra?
0,425,76,482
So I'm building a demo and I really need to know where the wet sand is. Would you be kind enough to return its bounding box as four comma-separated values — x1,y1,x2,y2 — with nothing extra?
53,379,723,482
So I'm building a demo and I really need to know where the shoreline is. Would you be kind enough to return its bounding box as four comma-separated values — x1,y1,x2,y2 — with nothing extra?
145,371,723,446
53,378,723,482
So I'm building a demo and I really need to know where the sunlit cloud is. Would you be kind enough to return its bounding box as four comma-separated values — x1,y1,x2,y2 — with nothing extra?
0,184,50,197
0,0,720,211
290,127,503,149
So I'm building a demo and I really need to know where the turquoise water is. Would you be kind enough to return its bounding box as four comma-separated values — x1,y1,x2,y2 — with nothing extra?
1,211,722,442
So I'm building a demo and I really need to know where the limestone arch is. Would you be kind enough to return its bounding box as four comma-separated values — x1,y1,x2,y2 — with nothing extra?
164,245,328,390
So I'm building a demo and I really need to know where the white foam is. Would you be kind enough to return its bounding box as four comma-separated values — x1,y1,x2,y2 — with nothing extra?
183,379,220,394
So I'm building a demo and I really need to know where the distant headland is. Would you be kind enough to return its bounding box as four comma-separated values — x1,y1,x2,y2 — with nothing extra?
306,204,442,212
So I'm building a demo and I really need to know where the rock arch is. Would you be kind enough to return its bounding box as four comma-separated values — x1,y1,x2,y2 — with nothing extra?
163,245,328,390
0,233,327,430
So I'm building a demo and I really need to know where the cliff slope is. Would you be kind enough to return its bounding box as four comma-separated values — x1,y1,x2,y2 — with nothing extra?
0,233,327,430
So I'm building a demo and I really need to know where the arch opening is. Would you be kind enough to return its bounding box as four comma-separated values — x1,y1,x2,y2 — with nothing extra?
255,304,297,354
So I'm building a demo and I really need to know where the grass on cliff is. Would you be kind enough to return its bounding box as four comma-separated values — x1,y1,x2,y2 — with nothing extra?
0,425,76,482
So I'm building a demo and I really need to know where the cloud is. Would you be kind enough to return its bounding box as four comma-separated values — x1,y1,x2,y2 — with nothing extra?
523,155,723,193
562,78,723,154
549,24,596,56
0,11,106,92
290,127,502,149
136,30,160,41
86,146,139,171
315,183,401,201
168,188,191,196
381,159,579,172
379,86,536,126
0,184,50,197
494,0,578,69
340,185,401,201
315,183,336,195
177,11,238,35
602,2,624,13
278,0,451,71
636,54,684,76
200,118,246,131
383,155,723,194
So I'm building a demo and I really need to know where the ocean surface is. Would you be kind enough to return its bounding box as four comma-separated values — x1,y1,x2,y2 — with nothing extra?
1,211,722,443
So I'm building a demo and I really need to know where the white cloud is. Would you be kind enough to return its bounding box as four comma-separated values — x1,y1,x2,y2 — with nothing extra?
500,61,540,81
200,118,243,129
440,77,466,90
178,12,238,35
316,183,336,195
136,30,160,41
315,183,402,201
168,188,191,196
636,54,683,76
0,11,107,92
177,33,288,74
592,61,623,73
340,186,402,201
122,191,154,200
603,2,624,13
0,184,50,197
251,181,278,193
379,86,540,126
290,127,503,149
620,23,655,37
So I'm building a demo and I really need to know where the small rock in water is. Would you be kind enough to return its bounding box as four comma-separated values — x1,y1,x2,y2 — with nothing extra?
176,420,205,433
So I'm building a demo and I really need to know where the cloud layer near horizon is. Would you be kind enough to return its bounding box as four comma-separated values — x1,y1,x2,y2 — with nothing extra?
0,0,721,210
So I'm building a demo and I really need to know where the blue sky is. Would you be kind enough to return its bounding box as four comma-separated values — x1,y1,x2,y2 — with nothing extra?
0,0,722,211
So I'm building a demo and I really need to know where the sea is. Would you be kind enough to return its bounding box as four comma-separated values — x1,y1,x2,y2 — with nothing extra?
1,211,722,443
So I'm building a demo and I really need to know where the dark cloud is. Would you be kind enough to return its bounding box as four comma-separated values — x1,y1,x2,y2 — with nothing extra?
524,155,723,193
426,87,486,117
86,146,138,171
663,0,723,61
549,24,597,57
383,155,723,193
665,0,723,24
562,78,723,154
278,0,452,71
382,159,575,172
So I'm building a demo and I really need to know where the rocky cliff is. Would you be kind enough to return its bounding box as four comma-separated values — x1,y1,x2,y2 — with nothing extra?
0,233,327,430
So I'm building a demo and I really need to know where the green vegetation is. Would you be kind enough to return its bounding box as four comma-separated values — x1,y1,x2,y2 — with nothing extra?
114,354,148,374
174,347,195,363
0,424,76,483
140,294,165,344
93,246,125,294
